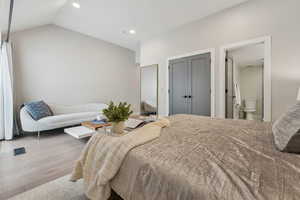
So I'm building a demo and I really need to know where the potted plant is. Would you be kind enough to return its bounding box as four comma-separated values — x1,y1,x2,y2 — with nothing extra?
103,101,133,134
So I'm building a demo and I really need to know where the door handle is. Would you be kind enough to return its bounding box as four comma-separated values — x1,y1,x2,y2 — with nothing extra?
188,95,192,98
182,95,188,98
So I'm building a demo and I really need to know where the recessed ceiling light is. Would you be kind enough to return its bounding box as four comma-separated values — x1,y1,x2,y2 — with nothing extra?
129,29,136,34
72,2,80,8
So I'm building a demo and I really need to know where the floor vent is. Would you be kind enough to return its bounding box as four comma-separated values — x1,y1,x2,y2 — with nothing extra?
14,147,26,156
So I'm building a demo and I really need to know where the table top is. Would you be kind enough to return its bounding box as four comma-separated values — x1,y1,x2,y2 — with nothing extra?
81,121,111,130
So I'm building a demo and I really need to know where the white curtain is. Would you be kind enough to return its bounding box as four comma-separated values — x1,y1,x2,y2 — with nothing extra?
0,42,14,140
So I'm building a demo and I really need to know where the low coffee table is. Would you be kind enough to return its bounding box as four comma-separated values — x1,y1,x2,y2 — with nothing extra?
64,121,111,139
81,121,111,130
64,126,96,139
65,116,154,139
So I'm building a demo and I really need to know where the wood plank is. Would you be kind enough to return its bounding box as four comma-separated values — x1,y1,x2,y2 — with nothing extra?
81,121,111,130
0,130,86,199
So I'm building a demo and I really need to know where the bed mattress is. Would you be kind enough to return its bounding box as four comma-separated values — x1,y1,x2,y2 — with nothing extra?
111,114,300,200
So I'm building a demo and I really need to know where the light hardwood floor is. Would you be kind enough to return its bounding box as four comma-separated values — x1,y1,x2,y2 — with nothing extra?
0,130,88,199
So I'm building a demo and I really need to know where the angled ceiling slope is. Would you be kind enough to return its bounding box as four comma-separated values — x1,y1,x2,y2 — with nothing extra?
0,0,67,34
1,0,249,50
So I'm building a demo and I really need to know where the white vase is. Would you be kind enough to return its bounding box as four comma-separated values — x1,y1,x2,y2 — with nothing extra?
112,121,125,134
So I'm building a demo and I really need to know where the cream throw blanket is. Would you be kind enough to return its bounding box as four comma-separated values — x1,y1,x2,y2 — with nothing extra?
70,118,170,200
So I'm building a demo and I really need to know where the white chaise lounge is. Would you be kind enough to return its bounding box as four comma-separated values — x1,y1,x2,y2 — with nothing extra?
20,103,108,137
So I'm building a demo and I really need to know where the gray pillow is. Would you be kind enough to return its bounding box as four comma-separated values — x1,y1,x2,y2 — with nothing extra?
272,101,300,153
25,100,53,121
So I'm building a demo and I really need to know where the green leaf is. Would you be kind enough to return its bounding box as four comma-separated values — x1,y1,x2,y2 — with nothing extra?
102,101,133,122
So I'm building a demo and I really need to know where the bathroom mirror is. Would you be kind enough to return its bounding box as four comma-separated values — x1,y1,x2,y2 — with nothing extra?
140,64,158,117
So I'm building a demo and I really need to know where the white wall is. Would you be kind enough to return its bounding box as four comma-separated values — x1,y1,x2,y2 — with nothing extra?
240,65,264,120
12,25,139,111
229,43,264,67
140,0,300,120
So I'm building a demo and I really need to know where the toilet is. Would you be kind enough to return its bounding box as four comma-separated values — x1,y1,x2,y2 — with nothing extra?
244,100,257,120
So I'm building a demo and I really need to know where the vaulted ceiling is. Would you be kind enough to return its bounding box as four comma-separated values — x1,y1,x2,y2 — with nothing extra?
0,0,249,50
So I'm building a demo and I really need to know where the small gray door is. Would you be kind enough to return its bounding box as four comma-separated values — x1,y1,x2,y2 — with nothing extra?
169,59,189,114
169,53,211,116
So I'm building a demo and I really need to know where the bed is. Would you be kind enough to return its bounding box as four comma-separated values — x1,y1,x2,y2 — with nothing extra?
109,114,300,200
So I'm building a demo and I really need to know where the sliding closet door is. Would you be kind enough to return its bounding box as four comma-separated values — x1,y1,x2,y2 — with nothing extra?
190,54,211,116
169,59,189,115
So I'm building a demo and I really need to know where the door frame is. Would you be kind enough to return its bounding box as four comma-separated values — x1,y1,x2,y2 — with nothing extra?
167,48,216,117
219,36,272,121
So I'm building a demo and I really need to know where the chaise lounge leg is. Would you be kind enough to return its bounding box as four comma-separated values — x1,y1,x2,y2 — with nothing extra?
37,131,40,139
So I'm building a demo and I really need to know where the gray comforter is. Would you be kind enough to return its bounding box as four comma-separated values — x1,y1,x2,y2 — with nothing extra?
111,114,300,200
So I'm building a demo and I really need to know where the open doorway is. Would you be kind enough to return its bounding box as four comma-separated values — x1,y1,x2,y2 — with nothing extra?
220,37,271,121
226,44,264,121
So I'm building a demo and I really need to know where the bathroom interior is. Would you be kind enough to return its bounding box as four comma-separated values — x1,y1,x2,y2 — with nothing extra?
225,43,264,121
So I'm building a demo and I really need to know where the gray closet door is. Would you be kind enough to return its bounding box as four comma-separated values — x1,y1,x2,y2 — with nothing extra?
169,59,189,115
190,54,211,116
169,53,211,116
